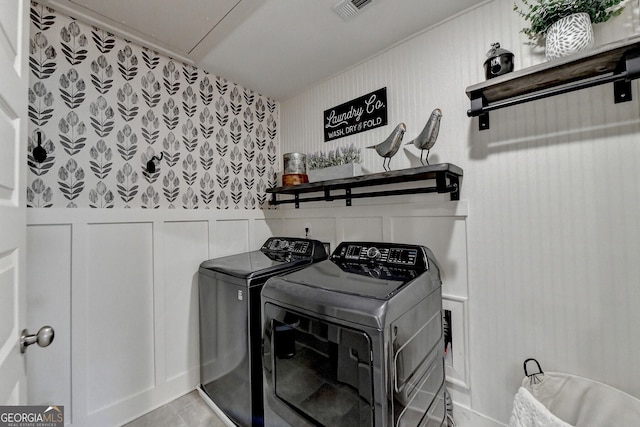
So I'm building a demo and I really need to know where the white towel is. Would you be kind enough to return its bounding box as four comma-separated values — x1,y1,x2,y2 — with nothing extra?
509,387,573,427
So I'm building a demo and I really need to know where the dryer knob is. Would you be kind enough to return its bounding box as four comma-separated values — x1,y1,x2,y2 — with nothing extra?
366,247,381,260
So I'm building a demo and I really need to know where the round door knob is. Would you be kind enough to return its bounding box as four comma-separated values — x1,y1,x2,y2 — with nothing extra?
20,326,55,353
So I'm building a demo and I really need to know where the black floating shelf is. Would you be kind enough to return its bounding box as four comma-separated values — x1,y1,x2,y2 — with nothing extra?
466,35,640,130
267,163,462,208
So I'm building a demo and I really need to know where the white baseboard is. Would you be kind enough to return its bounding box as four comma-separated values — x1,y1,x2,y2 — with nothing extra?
197,385,236,427
452,404,507,427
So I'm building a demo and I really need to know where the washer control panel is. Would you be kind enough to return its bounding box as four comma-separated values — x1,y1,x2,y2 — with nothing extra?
263,238,310,254
260,237,329,259
334,242,422,267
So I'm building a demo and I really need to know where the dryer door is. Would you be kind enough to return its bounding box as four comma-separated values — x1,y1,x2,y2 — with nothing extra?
263,303,374,426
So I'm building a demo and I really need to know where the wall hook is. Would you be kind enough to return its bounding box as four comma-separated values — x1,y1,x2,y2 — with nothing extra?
33,131,47,163
145,152,163,173
523,358,544,385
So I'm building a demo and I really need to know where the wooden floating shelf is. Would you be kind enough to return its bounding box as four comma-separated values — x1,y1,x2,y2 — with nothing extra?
266,163,463,208
466,35,640,130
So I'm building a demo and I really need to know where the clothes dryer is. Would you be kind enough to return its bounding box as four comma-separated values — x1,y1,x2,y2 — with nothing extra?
198,237,327,426
262,241,446,427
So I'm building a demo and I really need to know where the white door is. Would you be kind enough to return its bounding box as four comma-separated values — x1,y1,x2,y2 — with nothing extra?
0,0,30,406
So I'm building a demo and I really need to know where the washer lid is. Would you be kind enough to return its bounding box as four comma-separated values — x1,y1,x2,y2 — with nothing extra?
199,237,327,280
199,250,311,280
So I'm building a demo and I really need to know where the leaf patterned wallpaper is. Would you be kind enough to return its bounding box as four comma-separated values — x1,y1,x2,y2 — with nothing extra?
28,2,279,209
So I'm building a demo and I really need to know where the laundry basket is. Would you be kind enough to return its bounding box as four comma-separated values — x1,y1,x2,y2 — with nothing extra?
509,359,640,427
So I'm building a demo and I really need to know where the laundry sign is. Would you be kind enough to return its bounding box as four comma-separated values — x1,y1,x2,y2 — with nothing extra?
323,87,387,142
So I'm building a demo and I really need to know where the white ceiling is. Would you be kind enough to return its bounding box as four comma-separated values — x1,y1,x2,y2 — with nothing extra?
39,0,482,100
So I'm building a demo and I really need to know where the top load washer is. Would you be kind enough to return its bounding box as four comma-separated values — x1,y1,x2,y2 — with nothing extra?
198,237,327,426
262,241,446,427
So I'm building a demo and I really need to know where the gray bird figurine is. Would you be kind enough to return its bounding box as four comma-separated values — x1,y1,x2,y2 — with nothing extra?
405,108,442,165
366,122,406,171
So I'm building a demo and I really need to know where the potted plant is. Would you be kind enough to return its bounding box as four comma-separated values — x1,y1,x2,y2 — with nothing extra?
513,0,626,59
307,144,362,182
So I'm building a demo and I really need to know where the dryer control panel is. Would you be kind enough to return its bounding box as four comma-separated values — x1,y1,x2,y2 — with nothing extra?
331,242,428,270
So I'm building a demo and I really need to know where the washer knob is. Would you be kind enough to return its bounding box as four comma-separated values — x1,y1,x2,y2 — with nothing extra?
366,247,381,260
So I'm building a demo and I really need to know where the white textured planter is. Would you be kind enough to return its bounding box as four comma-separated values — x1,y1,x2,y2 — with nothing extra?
545,12,595,60
307,163,362,182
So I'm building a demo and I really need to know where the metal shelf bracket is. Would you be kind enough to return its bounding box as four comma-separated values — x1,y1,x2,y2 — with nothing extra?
466,37,640,131
614,52,640,103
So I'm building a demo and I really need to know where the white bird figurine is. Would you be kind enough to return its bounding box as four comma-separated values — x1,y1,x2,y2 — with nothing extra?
405,108,442,165
366,122,406,171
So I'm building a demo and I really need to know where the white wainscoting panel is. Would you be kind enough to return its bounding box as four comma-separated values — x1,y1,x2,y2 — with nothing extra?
341,216,384,243
279,204,468,290
162,221,209,383
86,222,155,415
277,196,470,413
279,202,467,261
281,216,338,249
391,216,468,298
26,209,275,426
26,225,72,423
254,217,285,244
25,203,467,425
211,219,249,258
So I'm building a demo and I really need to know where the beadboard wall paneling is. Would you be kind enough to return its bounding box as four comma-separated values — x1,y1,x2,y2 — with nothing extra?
281,0,640,423
28,2,279,209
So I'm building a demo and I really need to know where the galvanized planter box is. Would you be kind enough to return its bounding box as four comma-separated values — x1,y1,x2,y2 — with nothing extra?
307,163,362,183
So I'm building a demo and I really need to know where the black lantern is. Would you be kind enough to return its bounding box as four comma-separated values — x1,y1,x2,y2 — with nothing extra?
484,42,514,80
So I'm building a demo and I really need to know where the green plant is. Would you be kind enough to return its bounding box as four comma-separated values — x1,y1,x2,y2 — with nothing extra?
307,144,362,170
513,0,626,42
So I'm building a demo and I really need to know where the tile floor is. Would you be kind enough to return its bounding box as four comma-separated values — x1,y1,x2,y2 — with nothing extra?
123,390,227,427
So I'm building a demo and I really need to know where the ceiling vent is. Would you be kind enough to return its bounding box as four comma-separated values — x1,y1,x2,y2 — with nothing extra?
332,0,374,21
